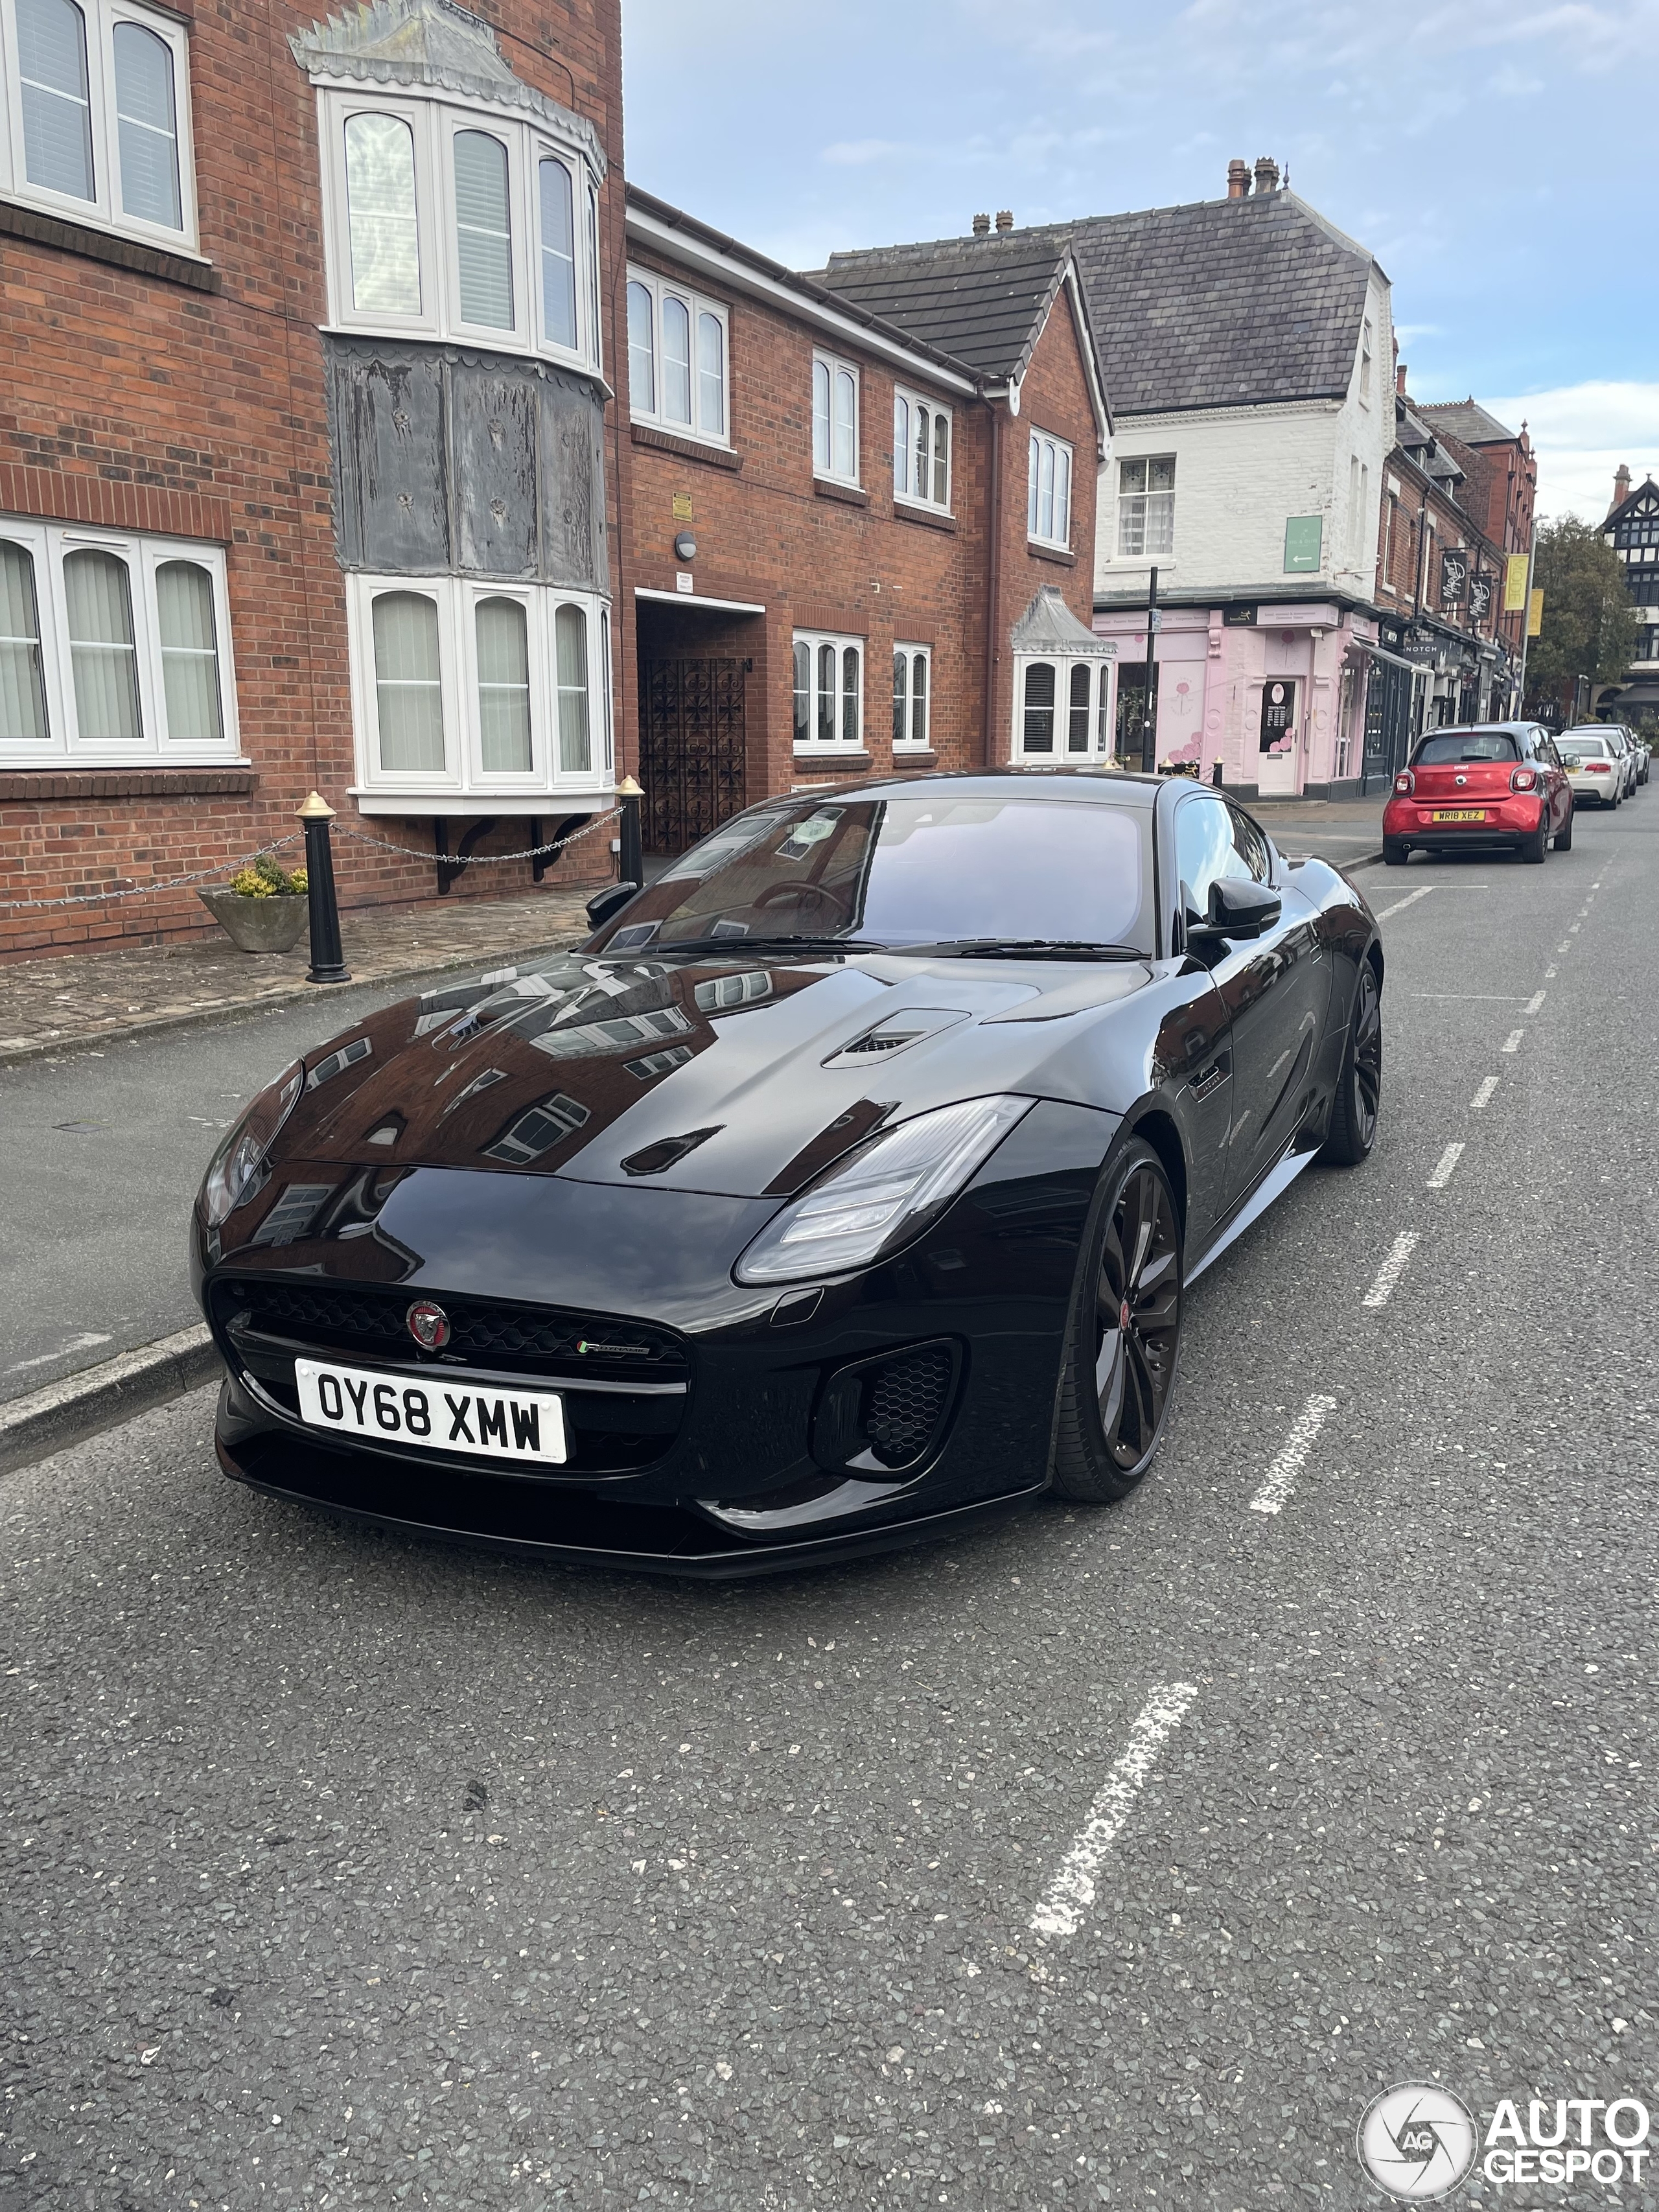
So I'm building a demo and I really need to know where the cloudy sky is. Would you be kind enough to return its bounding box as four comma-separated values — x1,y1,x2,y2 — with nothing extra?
621,0,1658,524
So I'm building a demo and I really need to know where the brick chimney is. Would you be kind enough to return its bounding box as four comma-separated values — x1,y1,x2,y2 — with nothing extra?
1396,362,1408,397
971,212,990,237
1226,159,1251,198
1614,462,1632,511
995,209,1014,232
1253,154,1279,194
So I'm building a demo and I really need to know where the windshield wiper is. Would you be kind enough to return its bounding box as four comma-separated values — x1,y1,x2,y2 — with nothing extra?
640,934,888,959
927,938,1146,961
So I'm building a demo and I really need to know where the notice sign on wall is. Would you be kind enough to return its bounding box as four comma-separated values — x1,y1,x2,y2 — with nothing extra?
1260,679,1297,751
1283,517,1322,572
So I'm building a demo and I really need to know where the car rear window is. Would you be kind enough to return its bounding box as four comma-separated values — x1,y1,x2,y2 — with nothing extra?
1559,738,1610,758
1413,731,1518,765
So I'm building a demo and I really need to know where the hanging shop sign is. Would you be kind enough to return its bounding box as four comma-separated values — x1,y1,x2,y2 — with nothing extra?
1439,548,1469,609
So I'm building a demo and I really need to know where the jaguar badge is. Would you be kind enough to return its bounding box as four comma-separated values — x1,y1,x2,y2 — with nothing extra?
406,1299,451,1351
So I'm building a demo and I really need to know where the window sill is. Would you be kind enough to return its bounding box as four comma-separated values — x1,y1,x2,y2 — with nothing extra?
630,423,742,471
0,196,219,292
349,787,612,817
813,479,869,507
791,751,873,773
892,501,957,535
0,764,255,800
889,750,937,768
1028,541,1078,567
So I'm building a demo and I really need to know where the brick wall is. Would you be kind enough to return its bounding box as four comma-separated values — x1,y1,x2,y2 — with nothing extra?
0,0,623,957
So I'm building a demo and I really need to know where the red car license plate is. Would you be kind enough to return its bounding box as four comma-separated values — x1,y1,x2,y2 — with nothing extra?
1430,809,1486,822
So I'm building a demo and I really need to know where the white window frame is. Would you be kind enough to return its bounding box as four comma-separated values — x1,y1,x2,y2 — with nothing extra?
346,574,612,800
1116,453,1176,561
0,0,200,253
792,629,864,752
624,264,730,447
1012,655,1112,763
1358,316,1374,404
812,351,861,487
892,386,951,514
1027,429,1074,552
0,515,239,765
892,642,931,752
316,87,600,369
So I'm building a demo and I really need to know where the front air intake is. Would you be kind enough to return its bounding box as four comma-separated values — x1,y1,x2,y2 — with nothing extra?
811,1340,962,1476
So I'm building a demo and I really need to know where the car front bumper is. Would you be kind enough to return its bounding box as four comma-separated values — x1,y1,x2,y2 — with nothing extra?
196,1100,1117,1574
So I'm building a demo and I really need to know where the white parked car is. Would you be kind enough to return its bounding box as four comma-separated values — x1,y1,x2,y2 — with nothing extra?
1557,729,1623,806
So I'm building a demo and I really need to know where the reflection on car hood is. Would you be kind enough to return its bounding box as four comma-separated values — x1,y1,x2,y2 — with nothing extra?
267,948,1155,1199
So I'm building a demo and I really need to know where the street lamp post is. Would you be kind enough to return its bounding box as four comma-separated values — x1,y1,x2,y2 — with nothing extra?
1142,565,1160,773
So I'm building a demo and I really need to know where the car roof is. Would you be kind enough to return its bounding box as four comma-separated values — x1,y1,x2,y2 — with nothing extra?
768,767,1167,811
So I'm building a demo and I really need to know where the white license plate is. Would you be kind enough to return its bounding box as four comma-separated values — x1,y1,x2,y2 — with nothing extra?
294,1357,566,1465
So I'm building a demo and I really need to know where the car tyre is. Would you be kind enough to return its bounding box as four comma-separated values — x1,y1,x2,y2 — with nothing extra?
1050,1137,1183,1505
1319,958,1381,1167
1554,803,1573,852
1382,837,1409,867
1521,813,1549,863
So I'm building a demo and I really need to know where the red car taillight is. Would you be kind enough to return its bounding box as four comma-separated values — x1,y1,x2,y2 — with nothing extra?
1393,770,1414,795
1586,762,1612,774
1510,766,1538,793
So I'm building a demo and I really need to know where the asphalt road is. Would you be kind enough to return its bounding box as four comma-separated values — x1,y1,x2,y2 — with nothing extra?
3,800,1656,2211
0,978,453,1402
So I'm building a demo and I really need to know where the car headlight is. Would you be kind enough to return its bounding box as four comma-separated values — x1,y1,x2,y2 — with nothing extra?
200,1060,304,1227
734,1094,1033,1285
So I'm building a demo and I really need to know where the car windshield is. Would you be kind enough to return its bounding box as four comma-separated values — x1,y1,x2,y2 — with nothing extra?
1560,739,1608,759
1414,731,1519,764
590,795,1148,956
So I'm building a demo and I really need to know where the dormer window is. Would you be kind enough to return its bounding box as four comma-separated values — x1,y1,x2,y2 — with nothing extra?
296,0,606,371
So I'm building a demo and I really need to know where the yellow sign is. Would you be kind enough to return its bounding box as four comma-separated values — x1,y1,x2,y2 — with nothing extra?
671,492,693,522
1527,588,1544,638
1504,552,1529,612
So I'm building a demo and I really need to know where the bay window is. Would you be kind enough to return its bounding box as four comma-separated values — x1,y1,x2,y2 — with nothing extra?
0,518,237,763
813,353,859,485
350,576,611,799
893,388,951,511
1014,657,1111,762
1,0,196,248
626,266,730,445
793,631,863,751
892,644,931,751
1027,430,1073,550
319,89,601,366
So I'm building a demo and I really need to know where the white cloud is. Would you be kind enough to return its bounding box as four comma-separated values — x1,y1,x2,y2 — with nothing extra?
1479,380,1659,521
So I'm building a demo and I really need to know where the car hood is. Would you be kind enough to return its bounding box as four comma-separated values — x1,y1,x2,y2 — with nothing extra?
273,947,1155,1200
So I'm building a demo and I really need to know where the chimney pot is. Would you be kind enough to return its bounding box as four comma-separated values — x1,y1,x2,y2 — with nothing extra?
1226,158,1250,198
1614,462,1632,509
971,211,990,237
995,209,1014,232
1253,154,1279,194
1396,362,1408,397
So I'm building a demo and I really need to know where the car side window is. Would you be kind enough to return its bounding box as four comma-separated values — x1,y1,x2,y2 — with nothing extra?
1225,802,1273,883
1175,793,1249,914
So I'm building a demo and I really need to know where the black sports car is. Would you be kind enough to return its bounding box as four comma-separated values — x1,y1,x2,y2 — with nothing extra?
192,771,1382,1575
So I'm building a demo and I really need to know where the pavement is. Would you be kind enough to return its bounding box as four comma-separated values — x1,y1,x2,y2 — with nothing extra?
1247,790,1387,870
3,798,1653,2209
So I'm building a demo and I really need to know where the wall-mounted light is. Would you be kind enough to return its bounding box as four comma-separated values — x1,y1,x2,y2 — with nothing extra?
673,530,697,564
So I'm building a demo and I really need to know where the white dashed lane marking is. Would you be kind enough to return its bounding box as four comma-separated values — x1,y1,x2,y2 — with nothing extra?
1374,886,1435,922
1502,1029,1525,1053
1426,1143,1465,1189
1524,990,1547,1015
1249,1393,1340,1517
1470,1076,1500,1111
1030,1684,1200,1940
1362,1231,1421,1310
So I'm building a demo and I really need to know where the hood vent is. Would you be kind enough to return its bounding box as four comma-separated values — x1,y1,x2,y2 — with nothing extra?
621,1126,723,1178
822,1007,970,1069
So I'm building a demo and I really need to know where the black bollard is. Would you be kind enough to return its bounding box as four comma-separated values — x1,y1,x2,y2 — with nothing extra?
298,791,351,984
1211,759,1224,787
616,774,644,891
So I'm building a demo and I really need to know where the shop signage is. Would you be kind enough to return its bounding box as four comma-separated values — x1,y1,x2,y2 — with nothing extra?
1284,517,1323,573
1259,679,1297,750
1468,571,1493,624
1440,549,1469,608
1503,552,1530,612
1401,632,1441,666
1224,604,1258,626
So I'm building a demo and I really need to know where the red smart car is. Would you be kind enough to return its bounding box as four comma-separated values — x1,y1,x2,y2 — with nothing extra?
1382,721,1573,866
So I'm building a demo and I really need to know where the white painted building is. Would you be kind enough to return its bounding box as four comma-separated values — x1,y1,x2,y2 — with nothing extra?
1071,157,1396,798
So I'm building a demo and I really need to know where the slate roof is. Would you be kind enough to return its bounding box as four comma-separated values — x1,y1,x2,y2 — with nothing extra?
813,228,1078,386
1010,585,1116,657
1417,399,1517,447
1065,191,1381,415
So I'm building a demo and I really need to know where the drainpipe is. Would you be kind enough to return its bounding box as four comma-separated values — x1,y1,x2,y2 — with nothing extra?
981,395,1003,766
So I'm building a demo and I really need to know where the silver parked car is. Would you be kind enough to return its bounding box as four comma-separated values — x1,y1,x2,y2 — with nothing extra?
1557,728,1623,806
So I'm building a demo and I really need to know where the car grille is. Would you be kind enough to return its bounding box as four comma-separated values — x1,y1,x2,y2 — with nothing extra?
866,1345,955,1465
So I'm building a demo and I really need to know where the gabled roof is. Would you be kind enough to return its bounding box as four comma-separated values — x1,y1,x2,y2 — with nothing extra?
1605,475,1659,531
291,0,604,171
1010,585,1115,657
1066,190,1382,415
1417,399,1517,447
815,227,1077,388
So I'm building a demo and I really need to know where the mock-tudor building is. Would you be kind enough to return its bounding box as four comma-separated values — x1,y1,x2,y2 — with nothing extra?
1071,156,1395,799
1601,466,1659,723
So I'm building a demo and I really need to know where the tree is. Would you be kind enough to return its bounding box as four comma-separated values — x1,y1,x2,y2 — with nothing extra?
1524,517,1640,714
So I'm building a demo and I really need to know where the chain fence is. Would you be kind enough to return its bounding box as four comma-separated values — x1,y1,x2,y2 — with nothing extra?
0,805,622,914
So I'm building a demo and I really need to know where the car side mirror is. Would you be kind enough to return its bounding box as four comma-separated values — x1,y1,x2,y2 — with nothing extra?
586,880,640,930
1187,876,1282,944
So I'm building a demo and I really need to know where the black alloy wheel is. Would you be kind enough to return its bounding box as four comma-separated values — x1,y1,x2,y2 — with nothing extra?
1521,811,1549,863
1050,1137,1183,1504
1554,801,1573,852
1320,958,1382,1166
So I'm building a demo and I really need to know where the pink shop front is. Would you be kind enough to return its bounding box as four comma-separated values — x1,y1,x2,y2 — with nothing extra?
1096,602,1380,802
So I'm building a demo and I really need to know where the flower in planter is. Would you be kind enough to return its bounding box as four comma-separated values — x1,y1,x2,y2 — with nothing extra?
228,857,308,898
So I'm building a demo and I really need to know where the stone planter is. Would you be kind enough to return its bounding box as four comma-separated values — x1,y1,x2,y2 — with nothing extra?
197,887,310,954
